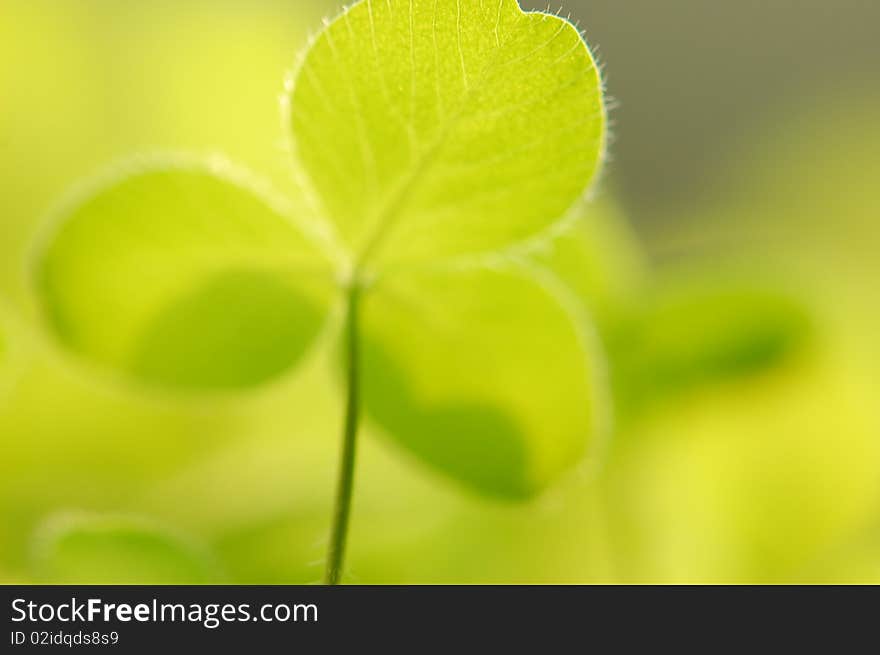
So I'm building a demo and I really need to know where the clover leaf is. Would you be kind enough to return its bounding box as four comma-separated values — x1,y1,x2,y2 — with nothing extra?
33,0,606,583
285,0,605,269
359,263,602,499
34,156,334,390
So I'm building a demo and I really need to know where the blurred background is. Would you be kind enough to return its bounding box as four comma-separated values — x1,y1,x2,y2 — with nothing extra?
1,0,878,583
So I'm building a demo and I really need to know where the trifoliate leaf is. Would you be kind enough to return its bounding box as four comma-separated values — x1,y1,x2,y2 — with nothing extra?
32,513,219,584
287,0,605,268
34,158,333,390
359,265,604,498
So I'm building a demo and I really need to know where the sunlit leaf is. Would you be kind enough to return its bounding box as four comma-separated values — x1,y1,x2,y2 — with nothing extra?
32,513,219,584
359,265,604,498
287,0,605,268
34,157,334,390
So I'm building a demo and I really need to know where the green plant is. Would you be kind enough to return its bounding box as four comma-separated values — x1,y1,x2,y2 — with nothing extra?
33,0,606,584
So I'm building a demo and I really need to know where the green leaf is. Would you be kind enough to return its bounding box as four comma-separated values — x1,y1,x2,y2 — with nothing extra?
32,513,219,584
359,264,604,498
34,157,333,390
287,0,605,268
612,272,812,411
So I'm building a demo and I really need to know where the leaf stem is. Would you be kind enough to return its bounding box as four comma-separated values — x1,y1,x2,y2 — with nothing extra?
325,281,362,585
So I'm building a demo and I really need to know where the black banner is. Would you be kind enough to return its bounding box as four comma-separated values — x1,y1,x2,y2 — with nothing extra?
1,585,872,651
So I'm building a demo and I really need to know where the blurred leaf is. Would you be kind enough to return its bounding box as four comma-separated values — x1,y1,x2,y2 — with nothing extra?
653,92,880,414
612,273,812,412
359,265,603,498
535,201,811,417
32,513,219,584
34,158,334,390
286,0,605,267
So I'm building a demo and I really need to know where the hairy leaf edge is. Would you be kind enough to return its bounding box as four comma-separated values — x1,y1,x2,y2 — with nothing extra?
280,0,610,275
